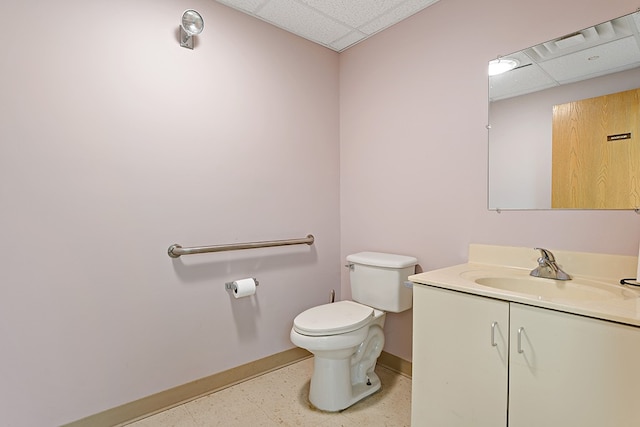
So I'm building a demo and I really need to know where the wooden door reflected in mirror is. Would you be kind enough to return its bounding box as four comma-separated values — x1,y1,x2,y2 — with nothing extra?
551,88,640,208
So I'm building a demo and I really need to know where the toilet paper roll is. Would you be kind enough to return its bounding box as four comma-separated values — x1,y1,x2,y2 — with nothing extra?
232,278,257,299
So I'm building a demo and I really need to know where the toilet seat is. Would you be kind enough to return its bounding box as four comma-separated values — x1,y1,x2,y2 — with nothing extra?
293,300,374,336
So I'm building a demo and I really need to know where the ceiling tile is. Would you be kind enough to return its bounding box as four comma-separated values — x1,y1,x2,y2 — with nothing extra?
330,30,368,51
217,0,267,14
489,58,558,101
633,11,640,30
538,36,640,84
300,0,405,28
359,0,439,35
257,0,353,46
215,0,441,51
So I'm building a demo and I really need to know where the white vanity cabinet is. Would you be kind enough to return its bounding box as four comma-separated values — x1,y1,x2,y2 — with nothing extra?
509,303,640,427
412,284,509,426
412,284,640,427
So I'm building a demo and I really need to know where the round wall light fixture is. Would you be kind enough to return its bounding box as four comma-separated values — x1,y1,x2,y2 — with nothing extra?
180,9,204,49
488,58,518,76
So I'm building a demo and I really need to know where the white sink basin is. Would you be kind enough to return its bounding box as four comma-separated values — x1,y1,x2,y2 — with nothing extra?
460,273,637,302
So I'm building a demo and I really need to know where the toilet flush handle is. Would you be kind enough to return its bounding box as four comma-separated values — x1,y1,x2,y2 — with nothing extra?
345,263,354,271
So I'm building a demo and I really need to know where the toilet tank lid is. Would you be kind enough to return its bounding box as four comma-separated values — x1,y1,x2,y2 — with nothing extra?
346,252,418,268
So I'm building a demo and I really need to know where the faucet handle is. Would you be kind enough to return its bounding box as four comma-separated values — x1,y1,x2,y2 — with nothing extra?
534,247,556,262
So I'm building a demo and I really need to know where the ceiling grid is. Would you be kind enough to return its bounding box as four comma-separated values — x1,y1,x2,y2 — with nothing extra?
216,0,440,51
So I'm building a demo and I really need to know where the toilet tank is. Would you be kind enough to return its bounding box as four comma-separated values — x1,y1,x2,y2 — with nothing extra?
346,252,418,313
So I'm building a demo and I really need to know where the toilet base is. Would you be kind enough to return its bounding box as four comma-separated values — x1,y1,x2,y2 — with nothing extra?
309,356,382,412
350,370,381,405
307,324,385,412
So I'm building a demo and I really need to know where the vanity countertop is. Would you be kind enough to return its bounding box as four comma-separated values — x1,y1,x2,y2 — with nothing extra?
409,244,640,327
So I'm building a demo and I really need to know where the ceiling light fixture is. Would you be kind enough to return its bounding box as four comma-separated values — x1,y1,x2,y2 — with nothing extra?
488,58,519,76
180,9,204,49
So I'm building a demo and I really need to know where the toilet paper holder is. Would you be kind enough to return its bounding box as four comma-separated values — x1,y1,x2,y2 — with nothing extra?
225,278,260,290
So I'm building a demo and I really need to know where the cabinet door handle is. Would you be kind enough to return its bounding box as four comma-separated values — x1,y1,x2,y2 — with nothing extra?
491,321,498,347
517,327,525,353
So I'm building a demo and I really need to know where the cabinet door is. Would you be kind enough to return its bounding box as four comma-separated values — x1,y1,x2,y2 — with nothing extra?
509,303,640,427
412,285,509,426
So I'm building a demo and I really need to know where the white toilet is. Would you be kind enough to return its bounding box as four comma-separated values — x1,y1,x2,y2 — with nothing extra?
290,251,418,412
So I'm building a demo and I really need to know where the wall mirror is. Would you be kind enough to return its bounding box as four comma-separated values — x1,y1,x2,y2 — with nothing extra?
488,10,640,210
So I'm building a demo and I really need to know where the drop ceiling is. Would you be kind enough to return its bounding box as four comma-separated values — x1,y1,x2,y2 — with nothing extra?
216,0,441,52
490,11,640,101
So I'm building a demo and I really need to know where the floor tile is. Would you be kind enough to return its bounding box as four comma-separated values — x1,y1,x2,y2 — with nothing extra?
126,405,198,427
126,358,411,426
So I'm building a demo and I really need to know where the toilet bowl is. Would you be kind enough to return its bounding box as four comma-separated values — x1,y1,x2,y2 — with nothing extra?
290,300,386,412
290,252,418,412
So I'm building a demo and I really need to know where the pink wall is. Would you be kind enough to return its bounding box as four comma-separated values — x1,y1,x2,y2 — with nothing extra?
340,0,640,361
0,1,339,426
2,0,640,425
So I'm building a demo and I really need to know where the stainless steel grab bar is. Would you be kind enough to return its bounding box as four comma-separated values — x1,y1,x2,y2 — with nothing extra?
168,234,314,258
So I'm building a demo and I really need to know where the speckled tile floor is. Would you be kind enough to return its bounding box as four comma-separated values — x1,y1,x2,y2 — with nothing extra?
126,357,411,426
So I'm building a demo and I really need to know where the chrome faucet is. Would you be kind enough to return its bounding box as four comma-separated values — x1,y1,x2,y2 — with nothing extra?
530,248,571,281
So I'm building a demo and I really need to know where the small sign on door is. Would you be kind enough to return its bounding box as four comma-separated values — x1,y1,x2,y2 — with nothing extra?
607,133,632,141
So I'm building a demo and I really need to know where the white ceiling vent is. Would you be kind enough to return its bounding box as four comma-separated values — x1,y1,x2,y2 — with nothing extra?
526,16,633,62
554,32,585,49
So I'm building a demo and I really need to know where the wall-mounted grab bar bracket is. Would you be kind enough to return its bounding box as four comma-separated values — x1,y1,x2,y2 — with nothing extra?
168,234,314,258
